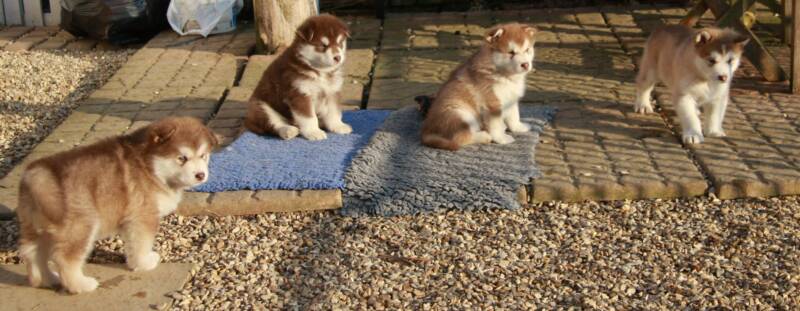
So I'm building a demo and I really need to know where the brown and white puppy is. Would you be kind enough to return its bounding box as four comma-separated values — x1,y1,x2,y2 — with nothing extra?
421,23,537,151
635,24,748,144
245,14,351,141
16,117,217,294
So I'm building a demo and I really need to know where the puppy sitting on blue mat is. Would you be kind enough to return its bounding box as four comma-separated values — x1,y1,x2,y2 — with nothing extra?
244,14,353,141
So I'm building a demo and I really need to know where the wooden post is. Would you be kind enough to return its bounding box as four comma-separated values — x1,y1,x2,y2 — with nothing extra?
786,0,794,43
254,0,317,54
792,0,800,93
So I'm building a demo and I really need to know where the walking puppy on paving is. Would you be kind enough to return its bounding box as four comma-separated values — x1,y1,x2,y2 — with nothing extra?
16,117,218,294
420,23,537,151
635,24,749,144
245,14,353,141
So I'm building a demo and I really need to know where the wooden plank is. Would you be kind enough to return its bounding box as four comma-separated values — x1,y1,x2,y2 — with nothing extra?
43,0,61,26
681,0,710,27
758,0,782,13
22,0,44,26
792,0,800,93
708,0,787,81
3,0,23,25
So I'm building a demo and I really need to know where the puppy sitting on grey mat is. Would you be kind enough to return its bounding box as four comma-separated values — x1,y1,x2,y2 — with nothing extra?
16,117,217,294
420,23,538,151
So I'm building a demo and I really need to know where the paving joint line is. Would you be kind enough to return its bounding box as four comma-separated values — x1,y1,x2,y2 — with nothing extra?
361,17,387,109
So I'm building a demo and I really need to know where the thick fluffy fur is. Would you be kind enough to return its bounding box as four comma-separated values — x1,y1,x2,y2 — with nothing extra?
245,14,352,141
635,24,748,144
16,117,218,294
421,23,537,151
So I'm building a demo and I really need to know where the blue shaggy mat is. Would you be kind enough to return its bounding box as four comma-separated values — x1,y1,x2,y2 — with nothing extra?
193,110,392,192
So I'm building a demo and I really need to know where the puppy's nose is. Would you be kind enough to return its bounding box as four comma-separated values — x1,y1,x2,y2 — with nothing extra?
521,62,530,70
718,75,728,82
195,172,206,181
333,55,341,63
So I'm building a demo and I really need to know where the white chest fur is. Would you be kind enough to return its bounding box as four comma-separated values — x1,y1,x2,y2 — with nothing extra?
293,70,344,100
492,74,527,108
155,190,182,217
684,80,728,106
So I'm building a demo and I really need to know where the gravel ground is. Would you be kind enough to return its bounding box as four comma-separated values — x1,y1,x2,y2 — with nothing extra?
0,49,131,178
1,196,798,309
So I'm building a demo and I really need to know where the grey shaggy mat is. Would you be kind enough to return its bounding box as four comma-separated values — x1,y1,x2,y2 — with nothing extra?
342,105,555,217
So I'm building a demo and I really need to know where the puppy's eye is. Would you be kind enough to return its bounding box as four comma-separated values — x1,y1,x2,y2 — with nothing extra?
202,154,209,160
509,51,516,57
321,44,329,49
178,155,188,164
708,58,716,65
727,58,733,64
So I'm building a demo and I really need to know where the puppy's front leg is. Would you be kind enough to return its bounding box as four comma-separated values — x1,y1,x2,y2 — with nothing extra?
122,216,160,272
290,94,327,141
485,102,514,144
675,94,704,144
704,94,728,138
320,95,352,134
504,102,530,133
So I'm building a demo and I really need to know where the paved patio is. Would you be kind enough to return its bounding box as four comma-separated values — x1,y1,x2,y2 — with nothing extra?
1,5,799,218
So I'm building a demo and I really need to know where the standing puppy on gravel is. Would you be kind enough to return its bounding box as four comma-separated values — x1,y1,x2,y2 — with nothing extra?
420,23,537,151
16,117,217,294
245,14,352,141
635,24,748,144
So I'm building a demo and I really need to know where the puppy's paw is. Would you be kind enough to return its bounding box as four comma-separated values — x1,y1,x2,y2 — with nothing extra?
129,251,160,272
706,129,726,138
507,122,531,133
634,101,654,114
328,123,353,134
682,130,704,144
473,131,492,144
492,133,515,145
277,126,300,140
66,275,99,294
301,128,328,141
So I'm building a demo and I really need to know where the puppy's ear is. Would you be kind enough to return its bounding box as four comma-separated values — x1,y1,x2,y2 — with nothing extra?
296,23,314,42
694,30,712,45
150,122,176,145
486,26,505,43
524,24,538,38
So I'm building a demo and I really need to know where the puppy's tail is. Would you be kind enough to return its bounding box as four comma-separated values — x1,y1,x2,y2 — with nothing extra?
421,127,472,151
243,101,273,136
414,95,435,117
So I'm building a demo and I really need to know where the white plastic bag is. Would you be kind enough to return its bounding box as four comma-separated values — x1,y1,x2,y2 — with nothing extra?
167,0,243,37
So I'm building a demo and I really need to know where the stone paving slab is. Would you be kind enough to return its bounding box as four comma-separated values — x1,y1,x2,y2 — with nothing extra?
0,263,194,310
178,190,342,216
0,26,98,52
369,49,473,108
343,16,382,49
